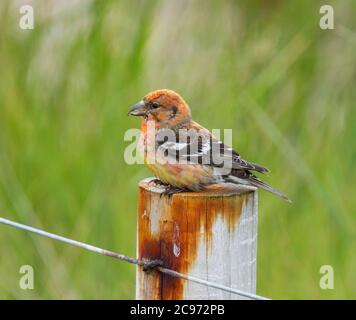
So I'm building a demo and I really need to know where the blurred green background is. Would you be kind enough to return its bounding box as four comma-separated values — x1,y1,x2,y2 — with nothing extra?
0,0,355,299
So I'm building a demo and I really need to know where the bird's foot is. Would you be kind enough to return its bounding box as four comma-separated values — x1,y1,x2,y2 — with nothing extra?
160,186,187,198
148,178,169,188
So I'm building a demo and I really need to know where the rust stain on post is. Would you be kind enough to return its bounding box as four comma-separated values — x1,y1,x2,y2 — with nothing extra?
136,178,256,300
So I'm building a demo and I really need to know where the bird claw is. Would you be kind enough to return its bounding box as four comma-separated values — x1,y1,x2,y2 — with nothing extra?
160,186,187,198
148,179,169,187
148,179,186,198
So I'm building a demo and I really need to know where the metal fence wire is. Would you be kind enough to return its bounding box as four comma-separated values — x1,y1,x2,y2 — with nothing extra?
0,217,269,300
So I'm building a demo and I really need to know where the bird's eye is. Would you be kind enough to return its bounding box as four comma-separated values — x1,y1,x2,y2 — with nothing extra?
151,102,160,109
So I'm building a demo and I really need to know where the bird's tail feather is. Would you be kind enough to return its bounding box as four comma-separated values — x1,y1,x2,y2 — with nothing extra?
226,175,291,203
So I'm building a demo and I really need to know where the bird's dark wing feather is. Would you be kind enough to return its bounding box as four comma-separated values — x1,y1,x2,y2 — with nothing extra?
156,127,269,174
225,169,291,202
210,139,269,173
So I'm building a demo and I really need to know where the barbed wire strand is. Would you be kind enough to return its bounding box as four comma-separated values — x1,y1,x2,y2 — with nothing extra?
0,217,269,300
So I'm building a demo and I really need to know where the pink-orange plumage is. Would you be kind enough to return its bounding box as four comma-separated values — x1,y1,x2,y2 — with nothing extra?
128,89,290,202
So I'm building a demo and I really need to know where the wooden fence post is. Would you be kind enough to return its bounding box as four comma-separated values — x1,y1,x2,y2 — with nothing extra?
136,177,258,300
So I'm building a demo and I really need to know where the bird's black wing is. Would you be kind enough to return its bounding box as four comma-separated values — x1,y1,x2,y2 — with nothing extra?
156,127,269,174
211,139,269,173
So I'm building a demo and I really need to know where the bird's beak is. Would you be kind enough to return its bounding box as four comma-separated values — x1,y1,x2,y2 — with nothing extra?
128,100,146,116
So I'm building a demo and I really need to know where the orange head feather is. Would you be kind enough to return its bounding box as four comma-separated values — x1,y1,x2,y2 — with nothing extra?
128,89,192,128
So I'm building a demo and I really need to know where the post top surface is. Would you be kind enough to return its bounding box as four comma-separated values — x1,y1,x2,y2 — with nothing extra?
139,177,256,198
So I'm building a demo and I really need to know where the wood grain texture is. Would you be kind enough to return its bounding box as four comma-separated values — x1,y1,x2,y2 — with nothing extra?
136,177,258,300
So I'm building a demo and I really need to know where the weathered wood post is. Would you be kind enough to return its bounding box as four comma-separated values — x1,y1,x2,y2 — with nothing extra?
136,177,258,300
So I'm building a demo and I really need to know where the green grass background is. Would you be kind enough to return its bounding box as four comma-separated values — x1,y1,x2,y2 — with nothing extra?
0,0,355,299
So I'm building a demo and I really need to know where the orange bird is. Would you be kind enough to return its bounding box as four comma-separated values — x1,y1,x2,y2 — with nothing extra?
128,89,290,202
